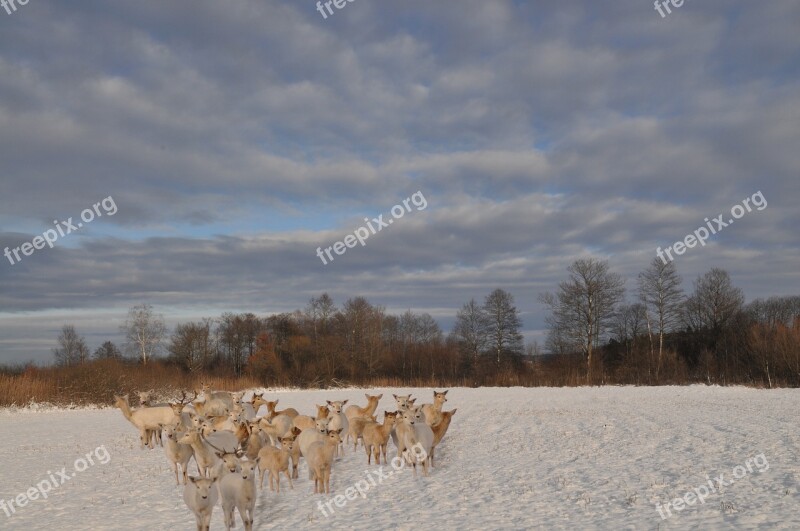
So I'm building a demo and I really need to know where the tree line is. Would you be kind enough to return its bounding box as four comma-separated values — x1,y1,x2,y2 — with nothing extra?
51,260,800,388
51,290,528,386
539,258,800,387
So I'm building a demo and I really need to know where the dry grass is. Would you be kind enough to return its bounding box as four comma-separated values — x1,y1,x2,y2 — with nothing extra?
0,372,58,406
0,359,261,407
5,340,791,408
0,359,546,407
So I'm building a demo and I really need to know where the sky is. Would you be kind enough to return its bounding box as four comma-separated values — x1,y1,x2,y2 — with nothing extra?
0,0,798,365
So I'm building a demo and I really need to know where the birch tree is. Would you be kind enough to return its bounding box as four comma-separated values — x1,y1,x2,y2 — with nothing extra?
638,258,684,379
121,304,167,365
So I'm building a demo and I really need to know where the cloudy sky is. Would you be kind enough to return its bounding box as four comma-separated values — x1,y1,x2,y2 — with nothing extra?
1,0,798,364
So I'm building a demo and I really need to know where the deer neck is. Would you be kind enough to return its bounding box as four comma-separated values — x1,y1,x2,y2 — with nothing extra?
117,400,133,420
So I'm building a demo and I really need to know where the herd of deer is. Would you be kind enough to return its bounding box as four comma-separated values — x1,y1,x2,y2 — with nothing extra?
113,385,456,530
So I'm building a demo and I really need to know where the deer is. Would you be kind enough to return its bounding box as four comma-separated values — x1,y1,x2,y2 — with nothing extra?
305,429,342,494
344,394,382,446
421,390,448,425
183,476,219,531
265,399,299,420
361,411,398,465
430,409,457,467
113,394,175,449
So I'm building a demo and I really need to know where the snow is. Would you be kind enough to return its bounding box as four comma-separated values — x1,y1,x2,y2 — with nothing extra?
1,386,798,530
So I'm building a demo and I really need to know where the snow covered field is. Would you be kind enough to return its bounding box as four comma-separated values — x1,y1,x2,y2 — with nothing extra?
1,386,798,530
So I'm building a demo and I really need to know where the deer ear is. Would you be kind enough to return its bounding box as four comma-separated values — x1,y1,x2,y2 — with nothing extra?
326,400,332,405
443,390,448,395
342,400,348,405
451,409,457,415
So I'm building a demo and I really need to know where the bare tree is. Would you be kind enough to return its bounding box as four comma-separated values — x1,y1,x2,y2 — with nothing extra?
526,340,543,357
638,258,684,378
169,319,215,372
683,268,744,334
78,340,89,364
747,296,800,328
683,269,745,383
305,293,337,341
541,258,625,381
217,313,262,376
450,298,490,364
483,289,524,365
303,293,339,378
93,341,122,360
613,303,647,345
400,311,442,378
53,325,89,366
120,304,167,365
335,298,387,379
540,292,578,356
